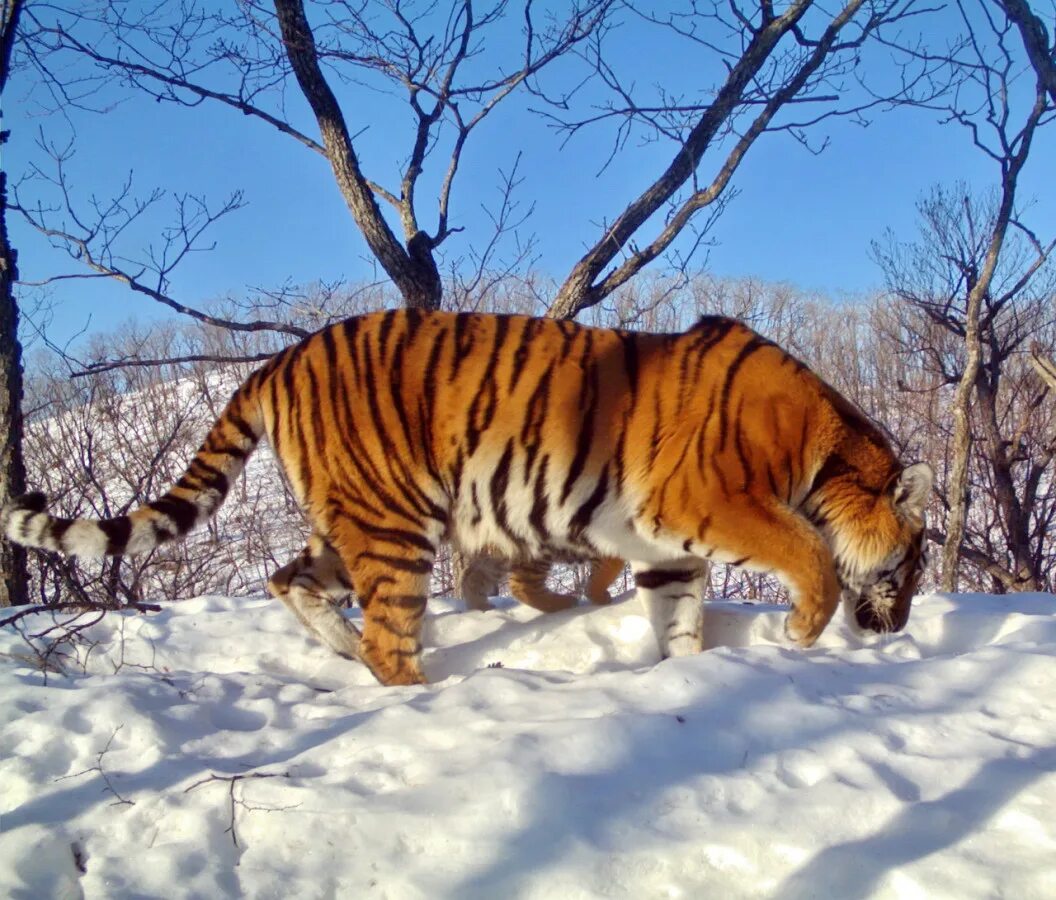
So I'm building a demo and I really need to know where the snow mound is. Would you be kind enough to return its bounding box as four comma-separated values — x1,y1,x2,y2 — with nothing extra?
2,591,1055,899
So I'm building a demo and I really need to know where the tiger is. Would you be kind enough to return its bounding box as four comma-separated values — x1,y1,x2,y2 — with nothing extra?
461,555,625,612
3,310,933,686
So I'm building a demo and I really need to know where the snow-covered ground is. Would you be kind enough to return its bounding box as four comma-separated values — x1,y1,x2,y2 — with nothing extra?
2,590,1054,899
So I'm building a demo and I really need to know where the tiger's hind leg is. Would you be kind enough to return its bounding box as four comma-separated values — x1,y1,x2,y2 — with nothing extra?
328,518,439,687
460,553,505,611
632,565,708,658
509,559,578,613
267,534,362,660
585,557,625,606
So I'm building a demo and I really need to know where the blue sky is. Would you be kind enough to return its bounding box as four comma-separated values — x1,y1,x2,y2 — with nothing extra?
5,2,1054,353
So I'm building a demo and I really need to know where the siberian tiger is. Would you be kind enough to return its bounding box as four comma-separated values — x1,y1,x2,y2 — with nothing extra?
3,310,932,686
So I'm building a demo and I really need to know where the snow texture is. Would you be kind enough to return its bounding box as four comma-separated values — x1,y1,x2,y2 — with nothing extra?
2,590,1055,899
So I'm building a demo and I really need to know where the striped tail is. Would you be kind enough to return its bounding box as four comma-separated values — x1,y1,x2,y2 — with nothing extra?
3,381,264,558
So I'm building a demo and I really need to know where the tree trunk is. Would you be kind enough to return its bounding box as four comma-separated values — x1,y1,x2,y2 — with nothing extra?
940,295,981,592
0,193,29,608
975,372,1040,590
1,0,29,607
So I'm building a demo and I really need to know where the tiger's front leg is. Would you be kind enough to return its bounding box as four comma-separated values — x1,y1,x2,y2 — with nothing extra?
632,565,708,658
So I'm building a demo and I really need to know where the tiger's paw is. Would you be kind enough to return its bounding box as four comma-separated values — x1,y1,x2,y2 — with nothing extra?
784,608,825,648
363,652,427,687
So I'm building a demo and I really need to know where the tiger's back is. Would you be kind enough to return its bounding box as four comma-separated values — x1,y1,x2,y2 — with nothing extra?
5,310,933,686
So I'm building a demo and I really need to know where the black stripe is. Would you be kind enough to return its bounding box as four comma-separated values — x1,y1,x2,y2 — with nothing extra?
190,459,230,497
490,439,521,547
403,308,423,345
285,349,316,497
217,442,248,461
677,341,695,415
556,320,576,361
797,415,810,491
648,377,663,464
509,318,539,395
342,318,363,388
149,497,198,535
529,455,551,541
688,317,737,357
357,552,433,574
710,454,730,499
361,338,436,520
733,398,753,490
569,464,609,540
378,308,398,362
15,491,48,513
150,519,176,543
359,574,397,608
520,362,554,484
175,473,205,492
337,512,436,554
450,312,475,382
450,447,466,497
466,316,510,455
613,420,628,494
420,326,448,481
304,352,325,458
807,453,853,499
388,333,417,454
376,593,427,610
718,337,766,451
50,517,74,546
561,347,599,504
620,331,639,405
766,463,780,497
98,516,133,554
634,569,699,590
254,350,286,384
228,411,257,445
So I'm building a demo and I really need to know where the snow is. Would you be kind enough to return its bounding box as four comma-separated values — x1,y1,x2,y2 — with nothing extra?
2,590,1055,899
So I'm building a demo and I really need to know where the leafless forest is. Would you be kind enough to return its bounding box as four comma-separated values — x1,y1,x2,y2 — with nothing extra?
19,268,1056,609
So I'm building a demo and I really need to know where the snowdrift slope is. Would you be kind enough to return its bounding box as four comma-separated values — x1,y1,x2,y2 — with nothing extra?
2,591,1055,899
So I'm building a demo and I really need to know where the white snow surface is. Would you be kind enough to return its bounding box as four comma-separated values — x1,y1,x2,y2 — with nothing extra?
2,590,1055,899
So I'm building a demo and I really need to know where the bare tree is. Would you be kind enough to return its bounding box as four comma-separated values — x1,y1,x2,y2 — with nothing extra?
16,0,613,319
0,0,29,607
12,1,947,335
875,185,1056,592
543,0,947,317
874,0,1054,591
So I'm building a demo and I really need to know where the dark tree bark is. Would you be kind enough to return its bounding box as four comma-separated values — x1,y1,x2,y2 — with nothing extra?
997,0,1056,104
1,0,29,607
273,0,442,310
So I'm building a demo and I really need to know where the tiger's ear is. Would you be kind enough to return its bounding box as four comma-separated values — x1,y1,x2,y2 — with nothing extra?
892,463,933,520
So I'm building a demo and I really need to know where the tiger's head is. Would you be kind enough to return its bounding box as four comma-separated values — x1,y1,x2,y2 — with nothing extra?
838,462,933,635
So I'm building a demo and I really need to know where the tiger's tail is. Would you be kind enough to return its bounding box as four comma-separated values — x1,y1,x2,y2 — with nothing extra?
3,379,264,558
